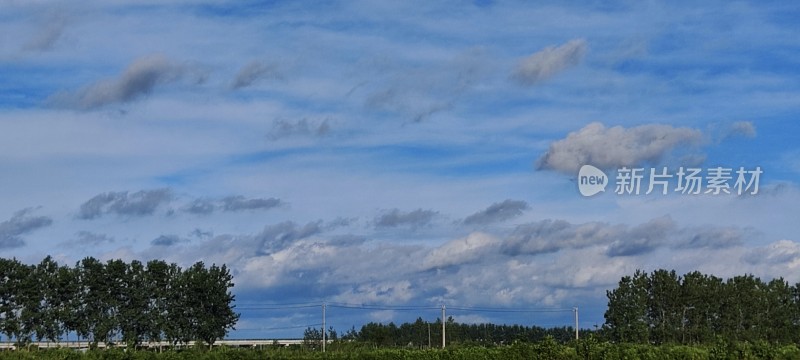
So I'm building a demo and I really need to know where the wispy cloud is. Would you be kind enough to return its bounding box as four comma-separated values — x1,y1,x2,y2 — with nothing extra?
374,208,438,229
463,199,528,226
256,221,323,255
512,39,587,85
267,119,330,140
151,234,187,247
0,208,53,249
70,231,115,246
222,196,282,212
182,196,283,214
23,11,68,52
231,60,280,89
502,219,623,256
48,54,185,110
77,189,173,219
726,121,757,139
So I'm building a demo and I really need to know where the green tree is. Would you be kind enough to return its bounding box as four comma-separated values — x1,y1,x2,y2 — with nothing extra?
679,271,722,344
0,258,23,343
55,263,79,342
144,260,176,345
764,278,794,343
75,257,113,348
719,275,763,341
34,256,62,342
604,269,649,343
119,260,150,348
184,263,239,347
16,262,39,345
647,269,682,344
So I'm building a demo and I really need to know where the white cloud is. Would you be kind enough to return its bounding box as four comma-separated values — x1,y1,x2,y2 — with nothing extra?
462,199,528,225
537,122,703,174
47,54,186,110
513,39,587,85
231,60,281,90
727,121,757,138
0,208,53,249
422,232,499,270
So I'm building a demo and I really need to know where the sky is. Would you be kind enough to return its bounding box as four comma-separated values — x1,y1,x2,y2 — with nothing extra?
1,0,800,339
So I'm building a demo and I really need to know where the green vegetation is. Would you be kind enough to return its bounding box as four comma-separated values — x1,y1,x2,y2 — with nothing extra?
604,269,800,344
1,339,800,359
312,318,587,347
0,256,238,349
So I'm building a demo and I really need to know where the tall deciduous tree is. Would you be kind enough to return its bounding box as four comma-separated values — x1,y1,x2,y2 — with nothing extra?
604,270,649,343
182,262,239,347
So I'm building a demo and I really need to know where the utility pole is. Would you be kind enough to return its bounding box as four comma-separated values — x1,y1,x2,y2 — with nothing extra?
427,322,431,349
322,303,326,352
441,305,446,349
573,307,579,340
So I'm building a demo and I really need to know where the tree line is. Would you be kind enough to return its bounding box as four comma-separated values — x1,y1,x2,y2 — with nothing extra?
304,317,587,348
604,269,800,344
0,256,239,348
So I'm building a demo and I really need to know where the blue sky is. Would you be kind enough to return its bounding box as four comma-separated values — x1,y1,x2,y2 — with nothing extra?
1,0,800,338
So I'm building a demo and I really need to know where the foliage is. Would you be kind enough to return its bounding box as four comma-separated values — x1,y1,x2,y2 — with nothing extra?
0,341,799,359
0,256,239,348
604,269,800,345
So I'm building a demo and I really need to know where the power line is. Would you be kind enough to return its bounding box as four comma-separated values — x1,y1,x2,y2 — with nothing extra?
327,303,441,311
237,323,322,331
238,304,320,310
447,306,574,313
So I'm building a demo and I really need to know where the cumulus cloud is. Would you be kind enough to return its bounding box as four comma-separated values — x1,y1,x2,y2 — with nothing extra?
48,54,184,110
112,212,776,318
537,122,704,174
374,208,438,229
0,209,53,249
267,119,331,140
463,199,528,225
513,39,587,85
77,188,173,219
231,60,280,89
742,240,800,266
